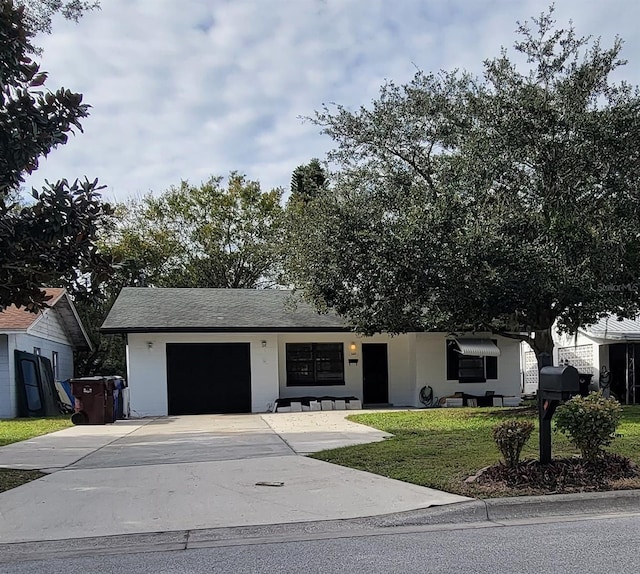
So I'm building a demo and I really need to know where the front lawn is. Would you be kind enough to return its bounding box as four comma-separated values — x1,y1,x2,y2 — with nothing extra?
0,416,73,493
0,416,73,447
310,406,640,497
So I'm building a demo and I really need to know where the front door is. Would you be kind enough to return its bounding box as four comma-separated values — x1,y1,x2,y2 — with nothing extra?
362,343,389,405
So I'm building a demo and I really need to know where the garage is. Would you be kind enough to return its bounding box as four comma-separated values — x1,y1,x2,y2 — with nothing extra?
166,343,251,415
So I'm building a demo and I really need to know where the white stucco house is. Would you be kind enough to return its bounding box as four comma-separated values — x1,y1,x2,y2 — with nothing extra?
0,288,92,418
520,315,640,404
101,288,523,417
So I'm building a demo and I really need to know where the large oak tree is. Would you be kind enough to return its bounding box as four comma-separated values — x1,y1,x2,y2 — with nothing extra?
285,8,640,365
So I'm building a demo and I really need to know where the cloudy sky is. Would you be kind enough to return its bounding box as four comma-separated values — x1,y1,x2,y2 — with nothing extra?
24,0,640,203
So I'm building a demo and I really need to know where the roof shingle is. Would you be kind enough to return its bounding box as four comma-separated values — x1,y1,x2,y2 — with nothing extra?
101,288,348,333
0,288,65,330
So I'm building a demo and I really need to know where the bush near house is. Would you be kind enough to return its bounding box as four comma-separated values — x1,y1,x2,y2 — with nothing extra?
554,392,623,462
492,420,535,467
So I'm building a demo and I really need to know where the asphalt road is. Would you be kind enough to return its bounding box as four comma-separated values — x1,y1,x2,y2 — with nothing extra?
3,513,640,574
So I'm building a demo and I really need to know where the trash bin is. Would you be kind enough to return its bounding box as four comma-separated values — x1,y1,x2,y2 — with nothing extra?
70,376,118,425
578,373,593,397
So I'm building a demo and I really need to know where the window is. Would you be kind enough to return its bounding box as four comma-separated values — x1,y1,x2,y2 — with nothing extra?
52,351,59,380
446,340,498,383
286,343,345,386
33,347,41,356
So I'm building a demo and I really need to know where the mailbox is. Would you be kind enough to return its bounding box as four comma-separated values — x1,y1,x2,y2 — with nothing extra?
539,365,580,394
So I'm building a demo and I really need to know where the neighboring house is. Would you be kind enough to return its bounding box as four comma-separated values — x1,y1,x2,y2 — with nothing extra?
101,288,523,417
520,315,640,404
0,288,92,418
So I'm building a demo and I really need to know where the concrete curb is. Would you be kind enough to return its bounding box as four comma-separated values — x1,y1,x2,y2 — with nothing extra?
3,490,640,563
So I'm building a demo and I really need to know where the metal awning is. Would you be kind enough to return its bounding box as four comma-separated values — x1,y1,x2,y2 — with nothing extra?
453,338,501,357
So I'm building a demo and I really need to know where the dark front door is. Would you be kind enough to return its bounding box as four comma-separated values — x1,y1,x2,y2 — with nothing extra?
362,343,389,405
166,343,251,415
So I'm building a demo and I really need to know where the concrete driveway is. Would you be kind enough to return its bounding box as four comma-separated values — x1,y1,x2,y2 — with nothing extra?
0,412,468,544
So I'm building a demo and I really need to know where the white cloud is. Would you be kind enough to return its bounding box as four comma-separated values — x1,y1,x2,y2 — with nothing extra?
22,0,640,203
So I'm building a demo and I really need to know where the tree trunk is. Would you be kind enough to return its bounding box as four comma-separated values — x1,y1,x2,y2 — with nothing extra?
531,327,554,370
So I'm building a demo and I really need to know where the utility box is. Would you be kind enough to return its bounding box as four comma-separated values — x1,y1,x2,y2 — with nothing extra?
539,365,580,397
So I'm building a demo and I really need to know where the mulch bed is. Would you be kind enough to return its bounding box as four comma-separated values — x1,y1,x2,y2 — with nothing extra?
470,453,640,494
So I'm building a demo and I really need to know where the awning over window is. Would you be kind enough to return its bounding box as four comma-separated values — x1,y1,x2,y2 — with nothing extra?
453,338,501,357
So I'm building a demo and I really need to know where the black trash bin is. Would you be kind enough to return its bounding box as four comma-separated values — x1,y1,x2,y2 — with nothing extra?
578,373,594,397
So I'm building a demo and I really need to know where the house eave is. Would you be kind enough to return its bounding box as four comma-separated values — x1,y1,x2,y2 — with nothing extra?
100,326,354,334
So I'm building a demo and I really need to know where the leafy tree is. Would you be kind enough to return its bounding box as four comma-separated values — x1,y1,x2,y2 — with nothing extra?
16,0,99,35
0,0,112,311
285,8,640,365
106,173,284,290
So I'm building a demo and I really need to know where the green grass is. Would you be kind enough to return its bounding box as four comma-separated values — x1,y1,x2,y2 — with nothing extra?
0,416,73,447
310,406,640,498
0,416,73,493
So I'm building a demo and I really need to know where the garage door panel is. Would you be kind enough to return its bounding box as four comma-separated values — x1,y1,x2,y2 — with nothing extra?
166,343,251,415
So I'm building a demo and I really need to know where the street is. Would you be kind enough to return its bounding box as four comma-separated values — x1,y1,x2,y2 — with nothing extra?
2,513,638,573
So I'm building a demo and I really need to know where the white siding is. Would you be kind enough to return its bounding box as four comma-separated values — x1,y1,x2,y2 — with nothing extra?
29,308,70,346
14,334,75,382
415,333,522,401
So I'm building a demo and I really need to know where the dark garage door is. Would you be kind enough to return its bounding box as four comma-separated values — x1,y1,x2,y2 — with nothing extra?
166,343,251,415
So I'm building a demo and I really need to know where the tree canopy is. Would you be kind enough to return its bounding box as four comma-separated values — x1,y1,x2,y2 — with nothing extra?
105,173,284,290
285,8,640,360
0,0,112,311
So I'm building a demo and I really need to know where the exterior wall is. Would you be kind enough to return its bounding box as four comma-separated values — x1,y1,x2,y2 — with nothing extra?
554,330,601,384
416,334,522,401
0,333,74,418
277,332,417,407
127,332,280,417
29,308,70,346
14,334,75,382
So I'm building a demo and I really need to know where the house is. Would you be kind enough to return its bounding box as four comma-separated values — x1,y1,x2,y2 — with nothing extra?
0,288,92,418
101,288,523,416
551,315,640,404
520,315,640,404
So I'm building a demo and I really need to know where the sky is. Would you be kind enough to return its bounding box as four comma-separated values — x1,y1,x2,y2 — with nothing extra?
23,0,640,204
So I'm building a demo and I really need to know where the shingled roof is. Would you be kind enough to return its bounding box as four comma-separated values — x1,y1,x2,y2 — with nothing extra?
0,288,65,330
0,288,91,350
101,288,349,333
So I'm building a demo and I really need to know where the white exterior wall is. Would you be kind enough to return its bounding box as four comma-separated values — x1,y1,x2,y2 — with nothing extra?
415,333,522,401
0,333,74,418
29,308,70,345
14,334,75,381
127,332,280,417
277,333,417,407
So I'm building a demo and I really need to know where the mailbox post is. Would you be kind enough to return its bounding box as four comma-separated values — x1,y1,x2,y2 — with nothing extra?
538,365,580,463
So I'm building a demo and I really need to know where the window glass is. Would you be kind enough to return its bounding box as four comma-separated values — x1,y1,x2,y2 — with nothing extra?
286,343,344,386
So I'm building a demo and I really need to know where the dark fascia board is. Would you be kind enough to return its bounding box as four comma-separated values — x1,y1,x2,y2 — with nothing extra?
100,326,354,334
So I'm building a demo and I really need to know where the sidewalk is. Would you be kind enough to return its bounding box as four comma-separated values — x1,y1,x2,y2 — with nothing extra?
2,489,640,564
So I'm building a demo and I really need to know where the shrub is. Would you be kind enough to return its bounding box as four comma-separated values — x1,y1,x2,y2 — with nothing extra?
554,392,623,462
493,420,535,467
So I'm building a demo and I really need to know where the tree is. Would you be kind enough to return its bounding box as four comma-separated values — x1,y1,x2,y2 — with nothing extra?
16,0,99,35
105,173,284,290
290,158,328,203
0,0,112,311
285,7,640,365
